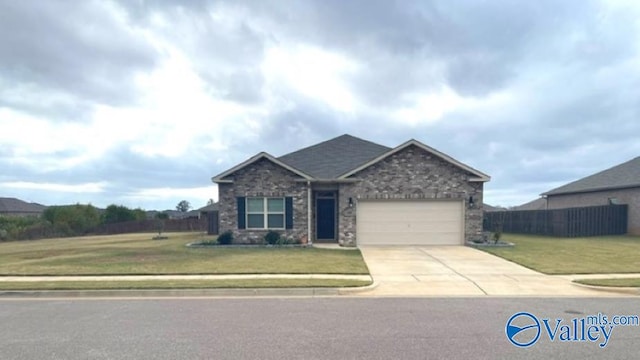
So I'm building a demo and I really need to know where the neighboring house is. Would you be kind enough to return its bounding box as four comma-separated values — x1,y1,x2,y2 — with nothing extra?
198,203,219,218
483,203,507,212
0,197,46,217
511,198,547,211
212,134,490,246
146,210,192,219
542,156,640,235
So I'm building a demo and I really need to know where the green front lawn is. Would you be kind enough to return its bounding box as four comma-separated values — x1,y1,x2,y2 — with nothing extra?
0,233,369,275
479,234,640,274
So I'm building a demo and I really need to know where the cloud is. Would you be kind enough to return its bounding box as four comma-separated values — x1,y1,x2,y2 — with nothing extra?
1,181,107,194
0,1,159,113
2,0,640,210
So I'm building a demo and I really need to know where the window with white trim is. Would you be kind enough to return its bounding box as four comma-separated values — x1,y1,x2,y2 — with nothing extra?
246,197,285,229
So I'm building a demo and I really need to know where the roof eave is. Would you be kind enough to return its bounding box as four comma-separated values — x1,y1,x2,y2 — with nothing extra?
543,184,640,197
293,178,361,183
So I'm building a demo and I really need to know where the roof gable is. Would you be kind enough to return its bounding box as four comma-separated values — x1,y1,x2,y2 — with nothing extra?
212,152,313,183
338,139,491,181
278,134,390,179
543,156,640,196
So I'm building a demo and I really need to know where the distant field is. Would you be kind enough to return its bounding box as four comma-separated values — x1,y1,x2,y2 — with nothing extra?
0,233,370,275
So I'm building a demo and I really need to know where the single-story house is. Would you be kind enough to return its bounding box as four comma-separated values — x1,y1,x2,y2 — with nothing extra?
212,134,490,246
197,203,219,218
0,197,46,217
483,203,508,212
542,156,640,235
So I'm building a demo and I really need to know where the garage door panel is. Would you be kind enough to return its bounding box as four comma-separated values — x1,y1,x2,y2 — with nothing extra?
357,200,463,245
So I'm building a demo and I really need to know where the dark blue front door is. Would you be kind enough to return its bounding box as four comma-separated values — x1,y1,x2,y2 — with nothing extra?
316,198,336,240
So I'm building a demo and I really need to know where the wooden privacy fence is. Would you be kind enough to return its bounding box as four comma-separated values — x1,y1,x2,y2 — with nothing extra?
484,204,628,237
208,211,219,235
95,218,209,235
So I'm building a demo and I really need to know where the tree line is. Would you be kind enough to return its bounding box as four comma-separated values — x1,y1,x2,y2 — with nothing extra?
0,201,191,241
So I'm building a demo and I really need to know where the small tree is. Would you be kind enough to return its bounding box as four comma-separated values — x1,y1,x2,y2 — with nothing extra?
176,200,191,213
155,212,169,238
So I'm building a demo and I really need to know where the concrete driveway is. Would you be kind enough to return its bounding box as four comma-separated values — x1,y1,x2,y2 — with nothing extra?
357,246,617,297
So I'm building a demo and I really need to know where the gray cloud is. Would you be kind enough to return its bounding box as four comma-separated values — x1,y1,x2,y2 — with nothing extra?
2,0,639,209
0,1,159,110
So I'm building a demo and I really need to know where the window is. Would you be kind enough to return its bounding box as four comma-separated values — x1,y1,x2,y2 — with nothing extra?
246,197,285,229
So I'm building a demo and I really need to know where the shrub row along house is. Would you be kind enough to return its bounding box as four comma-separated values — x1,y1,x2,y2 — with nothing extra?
212,135,490,246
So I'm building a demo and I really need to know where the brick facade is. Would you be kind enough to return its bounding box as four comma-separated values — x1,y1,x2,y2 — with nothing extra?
217,158,309,244
338,144,483,246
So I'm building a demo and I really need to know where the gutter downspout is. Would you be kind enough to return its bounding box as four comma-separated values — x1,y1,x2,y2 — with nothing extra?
307,181,313,245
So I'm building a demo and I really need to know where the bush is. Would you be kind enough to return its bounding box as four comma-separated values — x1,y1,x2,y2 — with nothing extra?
43,204,101,236
264,231,281,245
492,230,502,244
217,231,233,245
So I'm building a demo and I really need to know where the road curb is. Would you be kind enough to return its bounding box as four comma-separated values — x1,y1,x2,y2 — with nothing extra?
571,281,640,296
0,283,377,299
337,280,379,295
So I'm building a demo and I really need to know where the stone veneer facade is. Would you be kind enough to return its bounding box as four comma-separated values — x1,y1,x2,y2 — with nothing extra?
217,145,485,246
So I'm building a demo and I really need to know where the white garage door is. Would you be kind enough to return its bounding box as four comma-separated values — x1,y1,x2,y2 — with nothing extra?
357,200,464,245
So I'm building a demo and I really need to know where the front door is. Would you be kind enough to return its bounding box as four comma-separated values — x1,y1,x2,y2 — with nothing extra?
316,193,336,240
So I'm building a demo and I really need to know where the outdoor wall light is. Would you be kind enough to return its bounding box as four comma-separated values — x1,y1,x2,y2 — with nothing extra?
468,196,475,208
348,197,354,207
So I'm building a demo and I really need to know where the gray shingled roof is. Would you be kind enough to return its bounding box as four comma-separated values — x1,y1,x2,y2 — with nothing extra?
278,134,391,179
512,198,547,211
0,197,46,214
543,156,640,196
483,203,507,212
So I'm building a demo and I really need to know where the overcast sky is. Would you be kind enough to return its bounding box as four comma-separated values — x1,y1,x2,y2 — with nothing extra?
2,0,640,210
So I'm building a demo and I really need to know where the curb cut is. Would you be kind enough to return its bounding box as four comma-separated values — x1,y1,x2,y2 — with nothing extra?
571,281,640,296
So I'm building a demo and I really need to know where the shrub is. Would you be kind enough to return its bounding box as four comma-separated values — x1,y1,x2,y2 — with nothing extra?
217,231,233,245
43,204,101,236
264,231,281,245
492,230,502,244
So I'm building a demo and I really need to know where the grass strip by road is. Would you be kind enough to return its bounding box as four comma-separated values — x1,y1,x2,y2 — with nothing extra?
0,279,373,291
574,278,640,288
479,234,640,274
0,233,369,275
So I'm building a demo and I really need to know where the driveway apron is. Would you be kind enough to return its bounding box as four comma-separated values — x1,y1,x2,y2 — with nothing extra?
358,246,616,297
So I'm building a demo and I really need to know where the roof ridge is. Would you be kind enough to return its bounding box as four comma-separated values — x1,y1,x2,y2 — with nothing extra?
278,134,390,159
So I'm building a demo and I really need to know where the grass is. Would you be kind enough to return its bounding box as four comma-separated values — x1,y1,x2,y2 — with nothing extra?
574,278,640,288
0,232,369,276
0,279,372,291
479,233,640,274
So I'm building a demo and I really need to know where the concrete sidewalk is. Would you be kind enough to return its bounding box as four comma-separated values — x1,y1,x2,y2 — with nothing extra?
0,274,374,298
357,246,633,297
0,274,372,282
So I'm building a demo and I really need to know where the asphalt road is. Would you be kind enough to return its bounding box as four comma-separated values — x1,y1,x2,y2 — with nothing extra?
0,297,638,359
